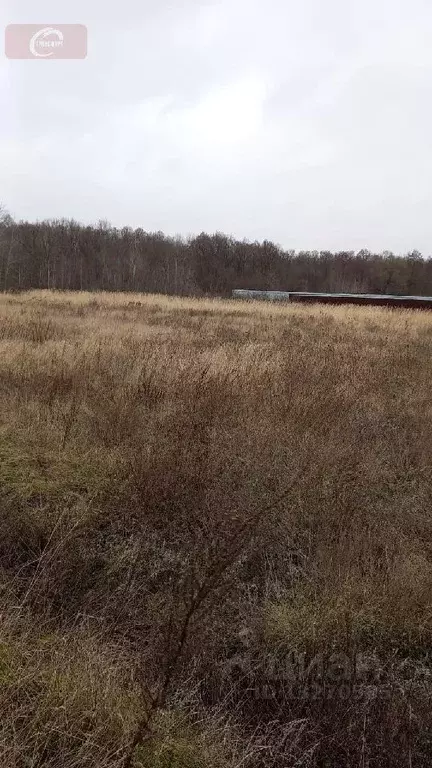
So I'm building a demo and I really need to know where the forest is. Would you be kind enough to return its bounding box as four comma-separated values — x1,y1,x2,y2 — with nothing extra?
0,208,430,297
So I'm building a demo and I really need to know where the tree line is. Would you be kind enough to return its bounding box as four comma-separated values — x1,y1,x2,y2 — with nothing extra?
1,209,430,297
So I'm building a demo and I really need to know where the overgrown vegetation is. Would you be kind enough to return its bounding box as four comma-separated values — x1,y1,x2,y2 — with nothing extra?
0,289,431,767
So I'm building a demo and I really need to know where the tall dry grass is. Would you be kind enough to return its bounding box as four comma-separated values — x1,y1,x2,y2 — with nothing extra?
0,290,432,767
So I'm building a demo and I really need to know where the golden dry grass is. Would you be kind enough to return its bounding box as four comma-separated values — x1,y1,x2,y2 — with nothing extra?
1,290,432,767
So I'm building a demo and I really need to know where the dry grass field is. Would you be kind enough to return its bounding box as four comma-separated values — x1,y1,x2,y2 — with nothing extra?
1,290,432,767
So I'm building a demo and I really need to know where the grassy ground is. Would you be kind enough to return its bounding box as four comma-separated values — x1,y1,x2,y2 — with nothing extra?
0,289,431,767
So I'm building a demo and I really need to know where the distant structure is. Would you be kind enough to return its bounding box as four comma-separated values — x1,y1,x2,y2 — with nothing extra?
232,290,432,310
232,290,291,302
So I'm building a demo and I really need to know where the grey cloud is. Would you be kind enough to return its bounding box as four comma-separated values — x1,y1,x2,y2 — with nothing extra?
2,0,432,251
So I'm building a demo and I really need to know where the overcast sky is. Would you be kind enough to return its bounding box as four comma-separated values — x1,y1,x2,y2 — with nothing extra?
2,0,432,253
